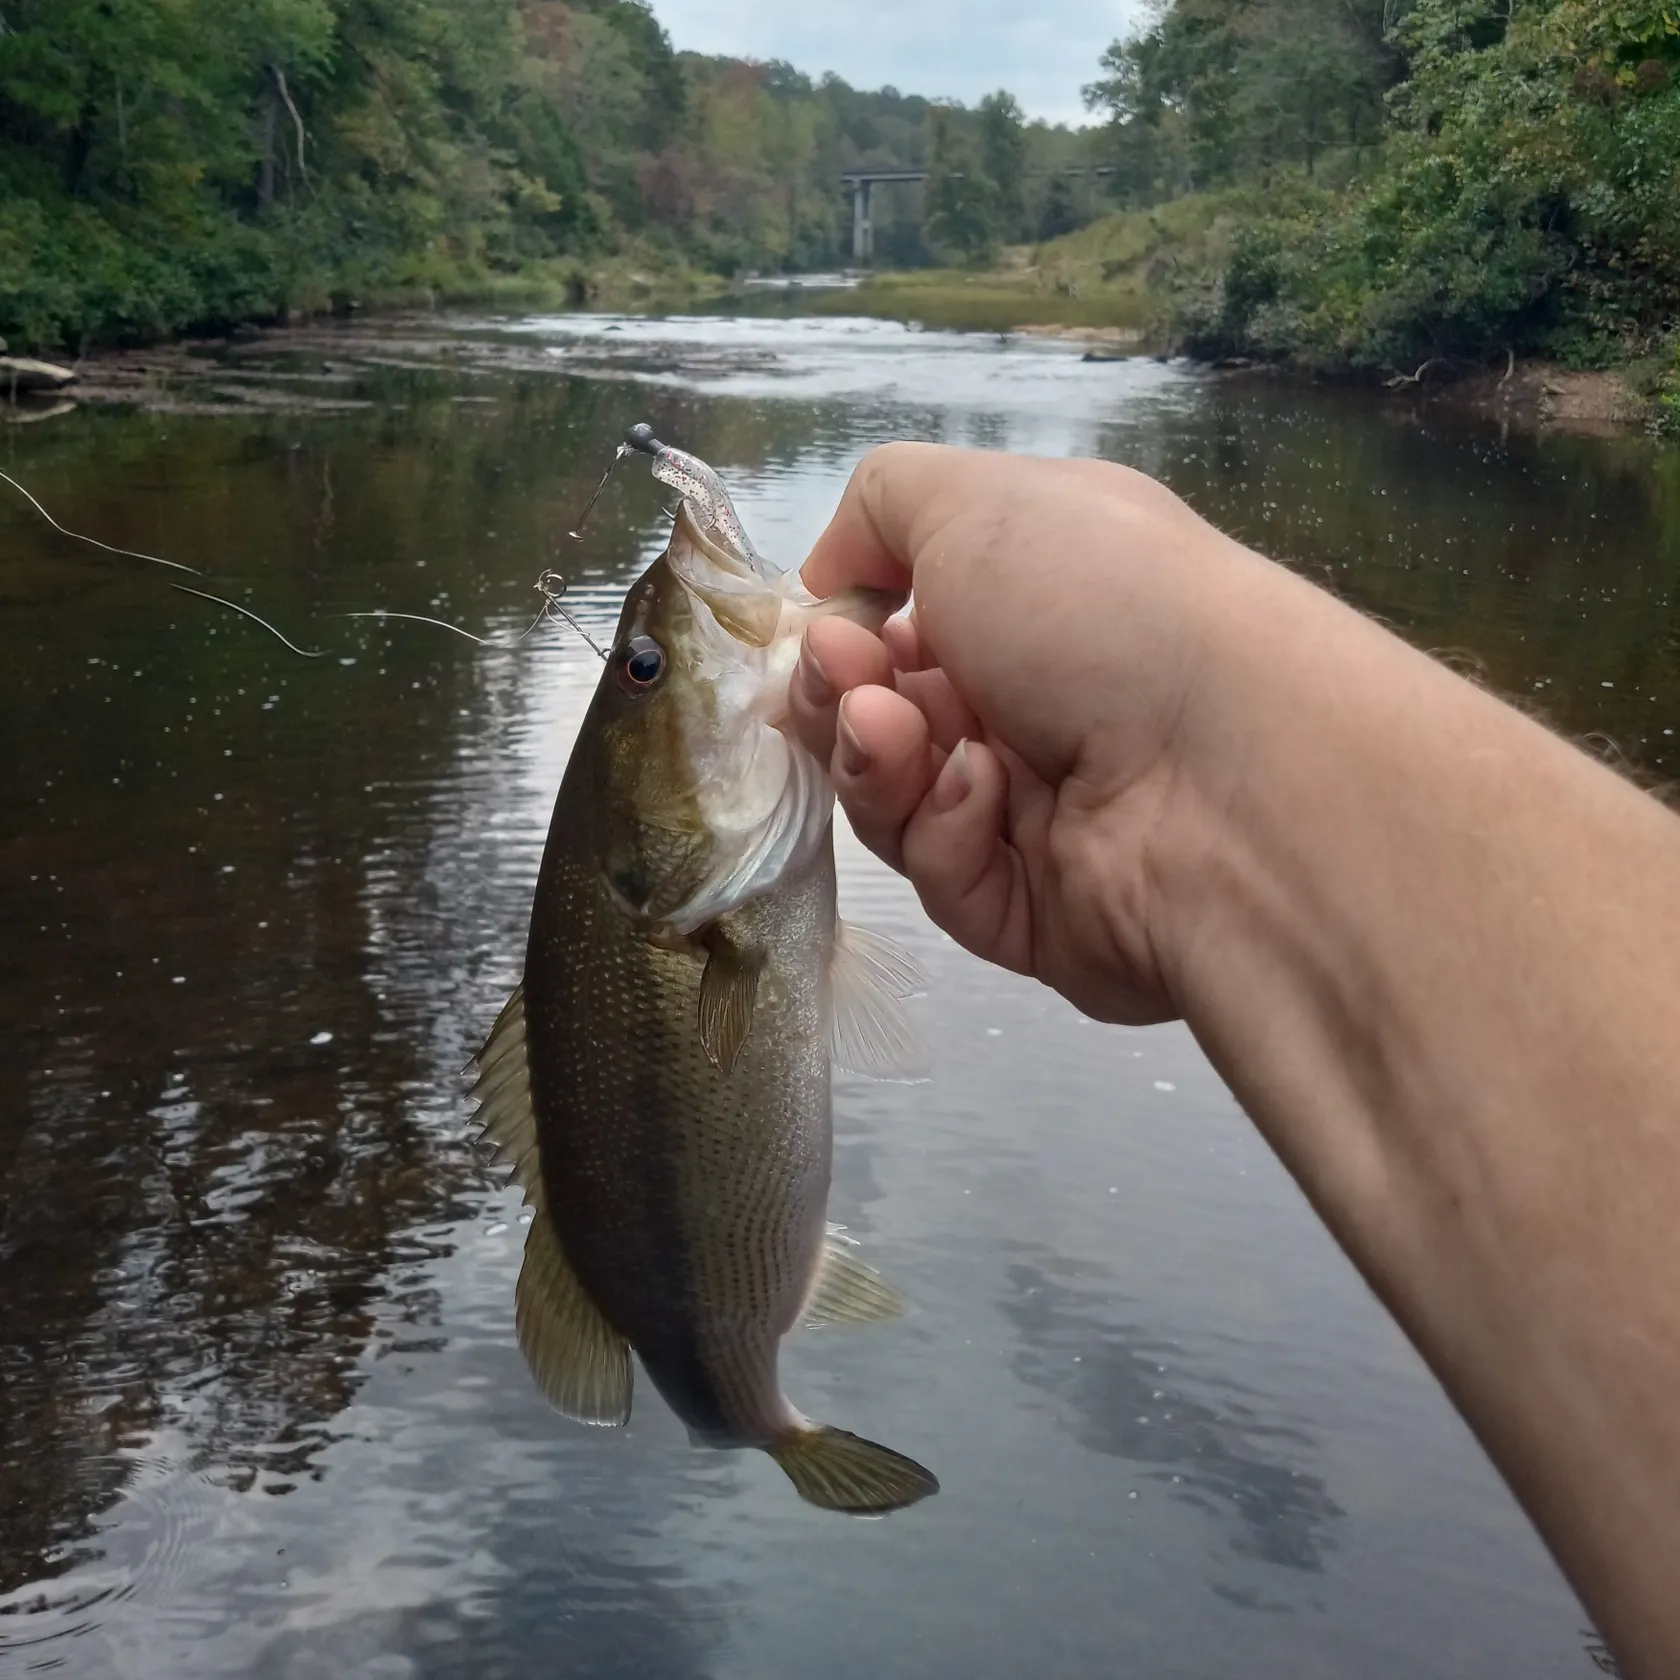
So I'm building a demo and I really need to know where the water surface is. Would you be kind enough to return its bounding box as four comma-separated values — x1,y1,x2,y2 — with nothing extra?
3,312,1676,1679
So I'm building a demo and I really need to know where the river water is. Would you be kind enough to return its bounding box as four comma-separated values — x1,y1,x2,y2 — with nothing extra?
2,311,1676,1679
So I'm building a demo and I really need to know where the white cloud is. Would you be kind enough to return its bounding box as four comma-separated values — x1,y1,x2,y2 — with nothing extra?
652,0,1148,128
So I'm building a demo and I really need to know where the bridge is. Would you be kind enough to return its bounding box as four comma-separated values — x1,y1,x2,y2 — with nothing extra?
840,166,1116,262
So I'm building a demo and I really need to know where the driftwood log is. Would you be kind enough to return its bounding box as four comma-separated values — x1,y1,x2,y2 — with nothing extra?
1,357,78,396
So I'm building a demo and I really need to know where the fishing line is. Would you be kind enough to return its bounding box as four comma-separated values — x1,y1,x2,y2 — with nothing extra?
170,585,328,658
4,466,333,656
342,573,609,661
340,609,503,645
567,442,634,540
0,469,202,574
4,450,621,665
535,568,609,661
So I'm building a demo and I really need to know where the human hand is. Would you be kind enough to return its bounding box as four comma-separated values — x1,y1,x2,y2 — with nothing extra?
790,442,1277,1027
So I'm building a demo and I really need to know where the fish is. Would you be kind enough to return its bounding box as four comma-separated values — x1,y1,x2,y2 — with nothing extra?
471,426,939,1516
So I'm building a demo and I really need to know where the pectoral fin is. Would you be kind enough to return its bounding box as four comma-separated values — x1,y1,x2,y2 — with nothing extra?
829,922,930,1081
698,926,765,1073
516,1210,633,1427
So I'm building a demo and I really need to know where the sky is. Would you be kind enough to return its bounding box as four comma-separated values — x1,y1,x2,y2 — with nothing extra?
649,0,1150,128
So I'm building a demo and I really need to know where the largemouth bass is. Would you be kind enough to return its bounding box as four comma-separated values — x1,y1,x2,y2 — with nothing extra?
472,427,938,1515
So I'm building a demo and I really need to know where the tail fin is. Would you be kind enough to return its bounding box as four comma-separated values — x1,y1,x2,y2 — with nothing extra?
771,1427,939,1515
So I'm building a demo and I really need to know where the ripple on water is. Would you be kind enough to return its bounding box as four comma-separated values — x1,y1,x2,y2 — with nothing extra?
0,309,1639,1680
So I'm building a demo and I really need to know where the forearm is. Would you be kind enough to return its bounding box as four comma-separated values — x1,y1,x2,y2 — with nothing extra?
1159,556,1680,1673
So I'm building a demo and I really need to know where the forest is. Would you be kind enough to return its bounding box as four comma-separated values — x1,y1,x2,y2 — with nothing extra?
1084,0,1680,387
0,0,1098,350
1,0,1677,413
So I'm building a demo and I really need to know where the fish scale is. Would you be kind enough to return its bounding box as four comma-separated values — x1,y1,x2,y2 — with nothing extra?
471,430,938,1514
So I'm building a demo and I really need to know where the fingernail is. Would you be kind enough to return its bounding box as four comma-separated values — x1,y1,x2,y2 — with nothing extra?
836,706,871,779
931,739,973,814
798,643,833,708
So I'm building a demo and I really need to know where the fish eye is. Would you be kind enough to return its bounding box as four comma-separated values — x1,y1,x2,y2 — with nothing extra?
616,634,667,694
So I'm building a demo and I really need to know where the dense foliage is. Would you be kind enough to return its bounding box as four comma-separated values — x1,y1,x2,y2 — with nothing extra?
1085,0,1401,198
1088,0,1680,378
0,0,1101,350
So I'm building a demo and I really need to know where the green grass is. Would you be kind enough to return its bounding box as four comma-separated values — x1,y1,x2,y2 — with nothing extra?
808,191,1247,337
811,275,1153,334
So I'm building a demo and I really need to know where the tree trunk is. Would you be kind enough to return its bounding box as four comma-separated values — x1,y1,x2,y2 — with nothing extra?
65,102,95,196
257,66,278,213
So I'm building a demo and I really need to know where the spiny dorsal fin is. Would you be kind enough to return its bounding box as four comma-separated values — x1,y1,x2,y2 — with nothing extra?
468,985,542,1201
698,927,764,1074
770,1427,939,1514
803,1231,906,1327
515,1210,633,1427
829,922,930,1081
470,984,526,1070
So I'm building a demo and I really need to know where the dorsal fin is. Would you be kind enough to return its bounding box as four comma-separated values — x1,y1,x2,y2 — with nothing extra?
469,985,634,1427
516,1210,633,1426
469,984,542,1203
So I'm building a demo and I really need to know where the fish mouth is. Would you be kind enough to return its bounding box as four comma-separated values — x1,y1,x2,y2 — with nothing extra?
665,503,785,648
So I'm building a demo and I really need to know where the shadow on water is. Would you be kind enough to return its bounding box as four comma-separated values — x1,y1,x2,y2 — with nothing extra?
998,1247,1342,1594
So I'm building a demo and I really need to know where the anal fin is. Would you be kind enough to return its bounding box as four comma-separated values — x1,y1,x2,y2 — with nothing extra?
803,1231,906,1327
516,1210,633,1427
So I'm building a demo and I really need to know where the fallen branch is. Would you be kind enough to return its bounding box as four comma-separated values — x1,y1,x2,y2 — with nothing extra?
1385,357,1451,389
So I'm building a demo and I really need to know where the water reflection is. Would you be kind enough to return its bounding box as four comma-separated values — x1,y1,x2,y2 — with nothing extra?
999,1247,1342,1583
2,309,1659,1677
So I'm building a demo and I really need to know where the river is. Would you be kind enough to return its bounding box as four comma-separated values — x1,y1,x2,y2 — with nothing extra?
3,310,1676,1679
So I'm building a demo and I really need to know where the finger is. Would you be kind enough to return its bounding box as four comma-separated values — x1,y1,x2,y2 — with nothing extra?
881,610,927,673
895,665,981,754
831,685,936,872
800,442,978,600
790,616,894,768
901,739,1034,975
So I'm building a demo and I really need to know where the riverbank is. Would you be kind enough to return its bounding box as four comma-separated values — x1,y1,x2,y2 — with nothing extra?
2,306,1657,447
817,191,1679,439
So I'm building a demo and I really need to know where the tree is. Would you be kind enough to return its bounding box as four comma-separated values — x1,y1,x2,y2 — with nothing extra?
921,106,999,265
977,89,1027,240
1085,0,1401,189
1037,172,1081,240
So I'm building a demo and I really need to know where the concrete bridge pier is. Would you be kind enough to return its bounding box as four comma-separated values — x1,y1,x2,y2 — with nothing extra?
850,179,874,264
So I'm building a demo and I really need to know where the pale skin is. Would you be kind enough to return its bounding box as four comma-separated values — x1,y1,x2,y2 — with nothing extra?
788,443,1680,1679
